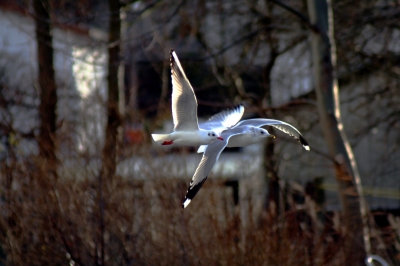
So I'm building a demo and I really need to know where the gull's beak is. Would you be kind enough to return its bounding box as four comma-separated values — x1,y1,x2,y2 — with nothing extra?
217,136,224,140
270,135,276,139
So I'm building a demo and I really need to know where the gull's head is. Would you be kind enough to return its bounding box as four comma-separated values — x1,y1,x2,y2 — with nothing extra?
256,128,275,139
207,131,223,141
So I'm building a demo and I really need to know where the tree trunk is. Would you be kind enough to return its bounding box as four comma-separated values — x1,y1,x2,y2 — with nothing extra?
102,0,122,180
98,1,122,264
307,0,370,263
34,0,57,165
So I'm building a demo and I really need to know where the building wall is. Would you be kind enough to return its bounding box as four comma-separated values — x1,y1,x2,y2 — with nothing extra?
0,8,108,159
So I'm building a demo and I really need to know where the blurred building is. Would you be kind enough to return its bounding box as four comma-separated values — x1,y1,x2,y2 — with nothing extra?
0,1,399,212
0,1,108,159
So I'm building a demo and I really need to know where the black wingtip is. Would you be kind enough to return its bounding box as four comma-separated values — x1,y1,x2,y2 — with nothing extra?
230,104,244,113
299,135,310,151
182,177,208,209
182,198,191,209
170,49,174,63
170,49,176,69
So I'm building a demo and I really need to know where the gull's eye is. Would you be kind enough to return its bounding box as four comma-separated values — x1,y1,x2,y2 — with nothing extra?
212,133,215,136
261,131,264,134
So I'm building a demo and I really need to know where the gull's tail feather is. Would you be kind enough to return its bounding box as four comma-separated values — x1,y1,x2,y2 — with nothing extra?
151,133,170,143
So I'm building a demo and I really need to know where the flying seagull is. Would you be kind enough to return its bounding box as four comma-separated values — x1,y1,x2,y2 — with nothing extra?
152,50,244,146
183,119,310,208
198,118,310,153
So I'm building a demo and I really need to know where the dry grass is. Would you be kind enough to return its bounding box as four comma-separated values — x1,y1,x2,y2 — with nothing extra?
0,148,398,266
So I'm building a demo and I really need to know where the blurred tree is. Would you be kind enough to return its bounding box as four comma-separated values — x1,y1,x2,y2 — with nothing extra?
34,0,58,168
99,0,122,264
307,0,369,263
101,0,122,179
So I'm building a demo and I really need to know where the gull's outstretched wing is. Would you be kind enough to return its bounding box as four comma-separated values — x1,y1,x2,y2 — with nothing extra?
170,49,199,131
235,118,310,150
200,104,244,133
182,127,246,208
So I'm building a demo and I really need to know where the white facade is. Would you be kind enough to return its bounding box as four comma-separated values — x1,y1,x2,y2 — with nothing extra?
0,8,108,159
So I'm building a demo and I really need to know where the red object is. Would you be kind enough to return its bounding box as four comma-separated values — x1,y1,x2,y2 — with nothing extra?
125,129,144,144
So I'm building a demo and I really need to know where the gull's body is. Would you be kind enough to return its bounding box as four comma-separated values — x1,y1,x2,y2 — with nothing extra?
183,119,310,208
154,130,220,147
151,50,244,146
